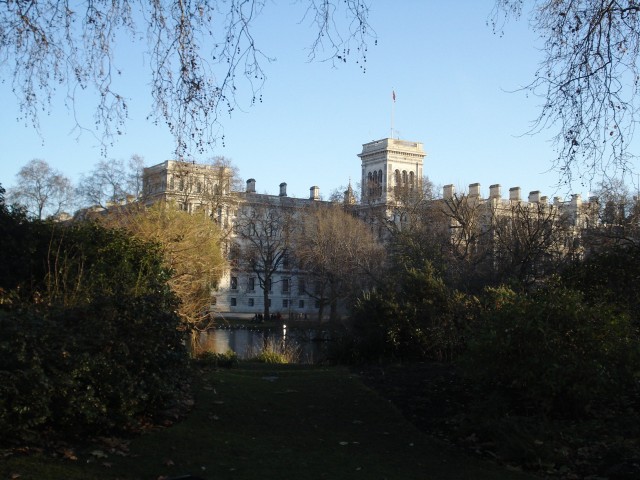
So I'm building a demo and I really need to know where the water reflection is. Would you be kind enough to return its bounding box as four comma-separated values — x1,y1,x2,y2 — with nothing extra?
197,327,328,364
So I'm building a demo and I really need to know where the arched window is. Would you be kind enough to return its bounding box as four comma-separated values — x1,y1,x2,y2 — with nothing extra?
378,169,383,196
409,171,415,190
367,172,373,196
402,170,408,186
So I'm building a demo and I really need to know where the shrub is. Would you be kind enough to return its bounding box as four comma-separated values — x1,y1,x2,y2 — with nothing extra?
249,337,300,364
0,221,190,440
196,350,239,368
463,284,640,417
340,261,471,363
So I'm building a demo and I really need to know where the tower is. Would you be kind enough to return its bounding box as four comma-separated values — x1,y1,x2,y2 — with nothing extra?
358,138,426,204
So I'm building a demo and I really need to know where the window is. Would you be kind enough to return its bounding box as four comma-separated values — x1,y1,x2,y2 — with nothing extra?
268,299,272,307
315,300,321,308
248,298,254,307
298,300,304,309
283,299,289,308
230,298,237,307
230,276,238,290
248,277,255,291
266,279,272,292
298,279,306,295
282,278,290,293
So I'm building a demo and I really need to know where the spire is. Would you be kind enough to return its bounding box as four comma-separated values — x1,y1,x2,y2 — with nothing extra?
344,178,356,205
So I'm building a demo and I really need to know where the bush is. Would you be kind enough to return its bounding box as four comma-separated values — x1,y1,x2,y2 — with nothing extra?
196,350,239,368
0,221,190,441
249,338,300,364
340,261,471,363
462,284,640,417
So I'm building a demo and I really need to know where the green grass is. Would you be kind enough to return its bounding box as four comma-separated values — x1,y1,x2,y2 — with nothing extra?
1,364,535,480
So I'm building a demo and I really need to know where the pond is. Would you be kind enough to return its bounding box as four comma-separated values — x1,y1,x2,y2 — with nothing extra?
196,325,332,364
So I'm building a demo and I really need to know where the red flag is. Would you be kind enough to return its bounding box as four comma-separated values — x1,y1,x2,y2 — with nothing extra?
392,90,396,102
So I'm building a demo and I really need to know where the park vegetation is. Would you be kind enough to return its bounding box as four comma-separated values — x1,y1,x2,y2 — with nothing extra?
0,185,190,442
2,166,640,475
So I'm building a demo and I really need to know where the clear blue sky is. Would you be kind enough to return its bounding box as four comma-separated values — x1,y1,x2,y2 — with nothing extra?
0,1,622,202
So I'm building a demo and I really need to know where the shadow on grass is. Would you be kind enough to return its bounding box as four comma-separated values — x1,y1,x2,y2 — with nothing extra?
2,363,535,480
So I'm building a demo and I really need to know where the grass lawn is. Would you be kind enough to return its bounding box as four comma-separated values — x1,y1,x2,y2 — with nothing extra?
1,364,535,480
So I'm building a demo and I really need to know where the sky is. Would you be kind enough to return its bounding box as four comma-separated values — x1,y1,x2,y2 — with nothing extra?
1,1,626,203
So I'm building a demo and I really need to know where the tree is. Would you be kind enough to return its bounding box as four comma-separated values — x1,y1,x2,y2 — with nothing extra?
293,204,382,321
8,159,74,219
492,0,640,184
489,198,573,284
163,156,242,239
441,191,493,290
234,198,293,320
100,201,225,334
77,156,142,208
1,1,373,156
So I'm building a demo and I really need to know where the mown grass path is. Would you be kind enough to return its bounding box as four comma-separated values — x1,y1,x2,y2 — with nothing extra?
3,364,536,479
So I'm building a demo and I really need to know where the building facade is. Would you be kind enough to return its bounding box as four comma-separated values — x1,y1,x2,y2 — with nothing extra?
142,137,596,320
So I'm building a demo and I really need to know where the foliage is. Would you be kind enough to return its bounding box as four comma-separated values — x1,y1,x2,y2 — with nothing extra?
341,261,471,363
563,245,640,324
100,201,225,328
1,1,373,156
248,337,300,364
463,283,640,417
0,216,189,440
196,350,239,369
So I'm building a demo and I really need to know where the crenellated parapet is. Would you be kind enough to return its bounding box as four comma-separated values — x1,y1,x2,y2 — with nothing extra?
442,183,597,228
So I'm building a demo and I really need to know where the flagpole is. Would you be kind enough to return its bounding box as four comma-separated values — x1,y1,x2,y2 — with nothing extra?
391,89,395,139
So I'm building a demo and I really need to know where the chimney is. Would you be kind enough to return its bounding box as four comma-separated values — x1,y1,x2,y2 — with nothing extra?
310,186,320,201
571,193,582,207
246,178,256,193
509,187,521,201
469,183,481,198
489,184,501,200
279,182,287,197
528,190,541,203
443,184,455,199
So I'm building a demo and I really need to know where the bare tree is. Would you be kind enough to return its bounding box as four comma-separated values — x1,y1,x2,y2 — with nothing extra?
158,156,241,239
489,199,573,284
77,156,143,208
583,176,640,247
234,198,293,319
492,0,640,184
1,1,373,156
293,203,382,322
126,154,146,199
8,159,74,219
440,192,494,290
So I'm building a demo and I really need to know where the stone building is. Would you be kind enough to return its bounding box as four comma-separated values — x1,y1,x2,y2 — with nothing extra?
142,137,596,319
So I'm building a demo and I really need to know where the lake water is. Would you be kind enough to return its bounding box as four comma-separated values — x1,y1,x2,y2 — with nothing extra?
196,326,331,364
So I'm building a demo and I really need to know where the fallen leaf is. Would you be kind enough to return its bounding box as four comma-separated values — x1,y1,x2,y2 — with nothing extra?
63,449,77,461
91,450,108,459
